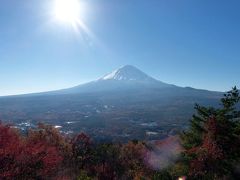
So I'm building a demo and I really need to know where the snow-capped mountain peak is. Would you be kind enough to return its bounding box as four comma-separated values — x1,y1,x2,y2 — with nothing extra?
99,65,157,82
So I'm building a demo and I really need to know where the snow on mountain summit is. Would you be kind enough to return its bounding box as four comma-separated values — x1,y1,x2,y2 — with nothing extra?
99,65,157,82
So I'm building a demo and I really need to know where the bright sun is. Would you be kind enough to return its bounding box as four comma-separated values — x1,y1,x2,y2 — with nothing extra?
54,0,81,24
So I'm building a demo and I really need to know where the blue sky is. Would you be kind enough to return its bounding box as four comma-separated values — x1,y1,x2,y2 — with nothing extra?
0,0,239,95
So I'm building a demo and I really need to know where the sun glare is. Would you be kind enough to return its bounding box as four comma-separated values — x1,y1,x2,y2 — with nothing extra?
52,0,99,46
54,0,81,24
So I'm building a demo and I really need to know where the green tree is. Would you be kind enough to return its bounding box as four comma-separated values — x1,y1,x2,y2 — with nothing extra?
180,87,240,179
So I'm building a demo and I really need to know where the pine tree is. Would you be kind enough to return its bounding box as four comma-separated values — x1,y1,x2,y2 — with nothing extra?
180,87,240,179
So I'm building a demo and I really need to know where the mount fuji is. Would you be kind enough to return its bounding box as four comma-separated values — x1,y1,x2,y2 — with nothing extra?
0,65,223,141
99,65,161,82
54,65,174,94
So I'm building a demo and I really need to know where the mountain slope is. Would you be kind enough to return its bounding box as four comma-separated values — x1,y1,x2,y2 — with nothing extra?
55,65,174,94
99,65,159,82
0,65,223,142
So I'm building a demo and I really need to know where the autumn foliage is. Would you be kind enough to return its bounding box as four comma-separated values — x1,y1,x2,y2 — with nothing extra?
0,123,158,179
0,123,63,179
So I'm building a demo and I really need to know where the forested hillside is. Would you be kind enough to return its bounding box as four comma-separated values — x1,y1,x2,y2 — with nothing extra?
0,87,239,179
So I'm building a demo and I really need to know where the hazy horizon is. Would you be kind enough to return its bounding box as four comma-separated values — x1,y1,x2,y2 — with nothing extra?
0,64,228,97
1,0,239,96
